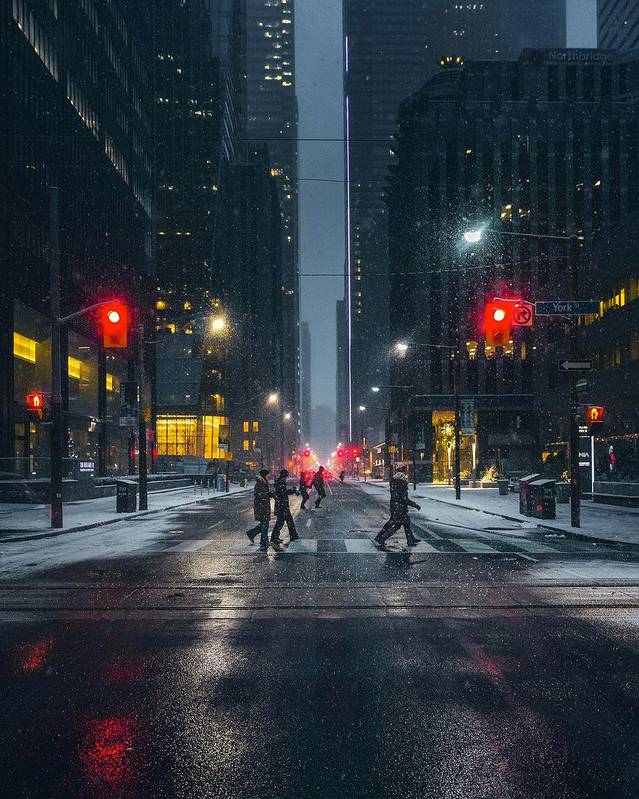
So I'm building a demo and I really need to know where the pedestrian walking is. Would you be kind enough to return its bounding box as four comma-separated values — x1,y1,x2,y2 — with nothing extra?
299,470,310,509
374,464,421,549
312,465,327,508
246,468,273,551
338,470,345,484
272,469,299,543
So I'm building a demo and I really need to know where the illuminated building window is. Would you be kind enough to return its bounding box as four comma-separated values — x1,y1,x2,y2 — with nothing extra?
68,357,82,380
184,300,192,311
243,439,250,451
13,332,36,363
500,203,513,221
157,414,228,458
12,0,59,80
106,373,120,392
252,421,259,432
243,421,249,433
156,300,167,311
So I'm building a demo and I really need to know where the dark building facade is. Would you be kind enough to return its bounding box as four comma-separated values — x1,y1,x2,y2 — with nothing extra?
598,0,639,50
387,48,639,482
341,0,567,444
1,0,154,478
300,320,311,442
245,0,299,445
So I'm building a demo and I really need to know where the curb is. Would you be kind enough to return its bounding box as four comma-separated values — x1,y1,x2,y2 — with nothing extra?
415,494,638,549
0,489,249,545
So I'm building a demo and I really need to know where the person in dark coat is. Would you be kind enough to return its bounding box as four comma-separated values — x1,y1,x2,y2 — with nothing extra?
338,470,345,484
246,468,273,551
271,469,299,543
312,466,327,508
299,471,310,509
374,464,421,548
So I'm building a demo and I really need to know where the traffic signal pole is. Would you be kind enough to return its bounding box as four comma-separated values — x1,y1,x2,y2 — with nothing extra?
138,324,148,511
49,187,64,529
568,237,580,528
453,349,461,501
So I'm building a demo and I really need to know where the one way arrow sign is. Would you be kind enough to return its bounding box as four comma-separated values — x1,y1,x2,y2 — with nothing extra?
558,360,592,372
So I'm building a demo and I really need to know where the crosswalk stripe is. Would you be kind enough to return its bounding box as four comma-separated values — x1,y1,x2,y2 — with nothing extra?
454,540,501,554
168,539,213,553
511,540,558,554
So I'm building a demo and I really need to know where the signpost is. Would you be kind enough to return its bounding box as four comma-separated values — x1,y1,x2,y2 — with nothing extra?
558,360,593,372
511,301,534,327
535,300,599,316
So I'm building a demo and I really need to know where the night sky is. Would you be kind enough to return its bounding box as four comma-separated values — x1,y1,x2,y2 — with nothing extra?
296,0,597,417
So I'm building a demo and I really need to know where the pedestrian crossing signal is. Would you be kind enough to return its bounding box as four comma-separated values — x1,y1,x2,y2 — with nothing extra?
585,405,605,424
26,392,49,421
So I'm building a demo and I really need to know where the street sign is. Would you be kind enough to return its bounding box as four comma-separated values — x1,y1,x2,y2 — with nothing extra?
535,300,599,316
512,301,534,327
558,360,593,372
460,399,476,435
119,381,138,426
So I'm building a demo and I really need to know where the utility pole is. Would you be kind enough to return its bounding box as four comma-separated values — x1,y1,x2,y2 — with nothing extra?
49,186,64,529
453,349,461,501
568,237,580,527
138,323,148,511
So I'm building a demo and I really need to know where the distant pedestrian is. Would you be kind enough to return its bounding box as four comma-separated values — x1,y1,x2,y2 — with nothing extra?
272,469,299,544
246,468,273,551
338,470,345,484
374,464,421,549
312,465,327,508
299,471,310,509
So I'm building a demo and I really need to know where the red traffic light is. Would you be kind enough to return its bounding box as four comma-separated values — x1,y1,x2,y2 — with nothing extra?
101,301,129,349
484,300,513,348
337,449,344,458
352,448,360,457
585,405,605,424
303,449,311,457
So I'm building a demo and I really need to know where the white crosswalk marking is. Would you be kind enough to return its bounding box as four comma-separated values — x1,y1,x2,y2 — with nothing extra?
169,539,213,553
512,540,558,554
455,540,501,554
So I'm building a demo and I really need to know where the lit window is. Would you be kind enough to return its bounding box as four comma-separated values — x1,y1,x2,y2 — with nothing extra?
243,439,250,451
500,203,513,221
253,421,260,432
13,332,36,363
106,373,119,392
68,357,82,380
156,300,167,311
243,421,249,433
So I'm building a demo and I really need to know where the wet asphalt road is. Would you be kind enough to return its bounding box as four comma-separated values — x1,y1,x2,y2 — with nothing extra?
3,482,639,798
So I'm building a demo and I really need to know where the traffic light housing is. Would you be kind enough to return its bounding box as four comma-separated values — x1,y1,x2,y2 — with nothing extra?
26,392,50,421
484,300,513,348
101,301,129,349
337,449,344,458
585,406,605,425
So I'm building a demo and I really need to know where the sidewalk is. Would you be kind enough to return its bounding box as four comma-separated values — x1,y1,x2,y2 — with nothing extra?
0,483,250,541
357,479,639,546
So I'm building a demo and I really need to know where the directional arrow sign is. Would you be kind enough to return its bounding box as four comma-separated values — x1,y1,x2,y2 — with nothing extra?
558,360,592,372
535,300,599,316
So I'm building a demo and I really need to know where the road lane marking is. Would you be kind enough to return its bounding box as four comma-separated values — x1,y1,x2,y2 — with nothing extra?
207,521,223,530
455,540,501,554
169,539,213,552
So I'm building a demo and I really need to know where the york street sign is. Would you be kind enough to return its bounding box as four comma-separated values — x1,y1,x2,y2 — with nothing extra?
535,300,599,316
558,360,593,372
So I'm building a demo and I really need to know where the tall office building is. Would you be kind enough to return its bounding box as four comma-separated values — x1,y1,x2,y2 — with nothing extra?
300,321,312,442
341,0,567,442
598,0,639,49
387,49,639,481
246,0,299,444
1,0,154,477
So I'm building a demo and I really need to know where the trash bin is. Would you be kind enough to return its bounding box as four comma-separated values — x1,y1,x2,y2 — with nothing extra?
519,473,542,516
115,479,137,513
529,478,556,519
497,478,509,496
555,482,570,504
216,474,226,492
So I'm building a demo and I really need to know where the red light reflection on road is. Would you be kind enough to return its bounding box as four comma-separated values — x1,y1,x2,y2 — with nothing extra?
13,638,54,673
79,717,142,797
102,657,147,684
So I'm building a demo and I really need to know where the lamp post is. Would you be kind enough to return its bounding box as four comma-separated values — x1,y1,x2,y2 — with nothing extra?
370,384,413,481
463,226,582,526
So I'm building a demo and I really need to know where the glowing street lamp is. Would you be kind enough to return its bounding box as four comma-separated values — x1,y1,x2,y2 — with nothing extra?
283,412,292,421
395,342,409,355
371,386,380,393
463,229,483,244
210,316,227,333
267,392,279,405
358,405,366,412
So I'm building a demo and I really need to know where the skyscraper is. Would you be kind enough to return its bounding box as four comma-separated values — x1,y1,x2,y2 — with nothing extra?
300,321,312,442
598,0,639,49
245,0,299,443
341,0,567,442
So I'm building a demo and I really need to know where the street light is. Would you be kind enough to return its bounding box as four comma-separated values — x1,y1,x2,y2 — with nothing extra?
464,229,483,243
358,405,366,412
283,412,292,421
267,392,279,405
371,386,381,393
210,316,227,333
395,342,409,355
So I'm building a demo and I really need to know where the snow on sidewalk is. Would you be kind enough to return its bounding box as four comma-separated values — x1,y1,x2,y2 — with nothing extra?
0,483,249,538
355,479,639,545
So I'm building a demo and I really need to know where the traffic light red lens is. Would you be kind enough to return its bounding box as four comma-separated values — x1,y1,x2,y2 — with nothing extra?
107,310,121,324
493,308,506,322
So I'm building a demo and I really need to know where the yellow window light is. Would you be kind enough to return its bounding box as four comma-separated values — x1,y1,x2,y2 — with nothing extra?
68,356,82,380
13,332,36,363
